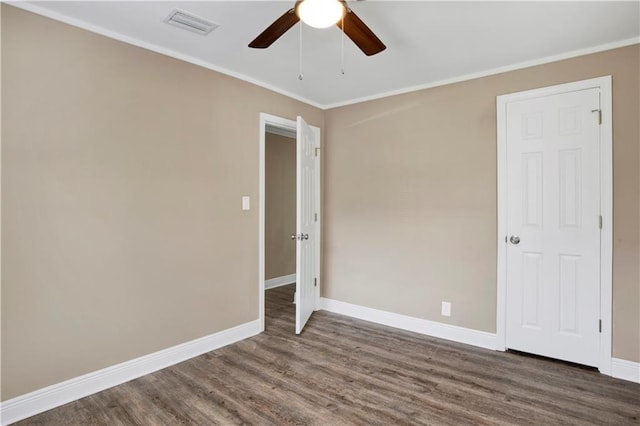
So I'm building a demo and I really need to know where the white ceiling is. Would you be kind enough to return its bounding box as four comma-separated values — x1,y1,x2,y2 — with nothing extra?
13,1,640,109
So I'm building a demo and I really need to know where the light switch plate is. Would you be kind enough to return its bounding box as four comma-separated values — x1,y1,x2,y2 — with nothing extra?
242,196,250,211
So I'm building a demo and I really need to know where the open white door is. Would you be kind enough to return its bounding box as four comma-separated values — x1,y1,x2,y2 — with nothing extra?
295,116,319,334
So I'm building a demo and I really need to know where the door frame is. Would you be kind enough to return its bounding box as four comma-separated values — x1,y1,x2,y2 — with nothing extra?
495,76,613,374
258,113,321,332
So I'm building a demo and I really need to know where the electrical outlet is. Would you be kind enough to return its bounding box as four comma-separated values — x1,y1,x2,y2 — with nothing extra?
441,301,451,317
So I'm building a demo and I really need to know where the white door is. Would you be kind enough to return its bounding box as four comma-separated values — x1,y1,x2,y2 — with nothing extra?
295,116,318,334
505,88,601,366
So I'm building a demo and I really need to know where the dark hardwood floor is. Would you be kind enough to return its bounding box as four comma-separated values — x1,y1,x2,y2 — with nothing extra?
17,284,640,425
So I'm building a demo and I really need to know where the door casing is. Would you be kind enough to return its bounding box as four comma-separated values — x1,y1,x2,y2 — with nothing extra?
258,113,321,332
496,76,613,374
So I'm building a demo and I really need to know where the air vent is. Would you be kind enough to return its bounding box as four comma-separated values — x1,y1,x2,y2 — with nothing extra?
164,9,219,36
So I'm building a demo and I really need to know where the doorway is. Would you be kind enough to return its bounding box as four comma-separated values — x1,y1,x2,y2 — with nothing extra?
496,76,613,373
258,113,321,334
264,126,297,329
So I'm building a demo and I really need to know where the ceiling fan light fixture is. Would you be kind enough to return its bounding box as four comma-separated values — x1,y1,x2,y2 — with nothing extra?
296,0,345,29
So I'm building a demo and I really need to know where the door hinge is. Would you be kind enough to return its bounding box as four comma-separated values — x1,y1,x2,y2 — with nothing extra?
592,109,602,125
314,277,317,287
599,215,603,229
314,213,318,222
314,147,320,157
599,319,602,333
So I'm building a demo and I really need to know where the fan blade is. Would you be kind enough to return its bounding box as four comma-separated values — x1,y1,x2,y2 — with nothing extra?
249,8,300,49
337,8,386,56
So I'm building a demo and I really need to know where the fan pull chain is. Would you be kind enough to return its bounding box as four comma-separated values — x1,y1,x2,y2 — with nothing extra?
298,22,303,80
341,14,345,75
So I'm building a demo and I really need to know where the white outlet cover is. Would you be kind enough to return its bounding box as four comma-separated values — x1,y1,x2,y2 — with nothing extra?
242,196,250,210
441,301,451,317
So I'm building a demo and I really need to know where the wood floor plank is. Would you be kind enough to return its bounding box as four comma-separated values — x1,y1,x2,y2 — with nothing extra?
15,284,640,425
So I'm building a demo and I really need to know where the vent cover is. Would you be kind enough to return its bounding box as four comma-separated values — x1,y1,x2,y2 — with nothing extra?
164,9,219,35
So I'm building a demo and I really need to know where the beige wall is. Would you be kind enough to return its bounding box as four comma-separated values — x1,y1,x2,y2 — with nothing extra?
324,44,640,363
1,5,323,400
265,133,296,280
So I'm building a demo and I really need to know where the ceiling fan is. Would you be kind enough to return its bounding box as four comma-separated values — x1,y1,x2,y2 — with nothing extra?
248,0,386,56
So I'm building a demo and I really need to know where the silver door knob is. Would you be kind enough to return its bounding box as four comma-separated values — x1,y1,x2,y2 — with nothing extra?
291,234,297,240
302,234,309,240
510,235,520,245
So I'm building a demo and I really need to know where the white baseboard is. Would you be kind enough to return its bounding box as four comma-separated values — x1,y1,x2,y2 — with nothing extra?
265,273,296,290
320,298,497,350
0,320,261,425
611,358,640,383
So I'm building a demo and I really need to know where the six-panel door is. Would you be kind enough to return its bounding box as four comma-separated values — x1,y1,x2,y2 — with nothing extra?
505,88,601,367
